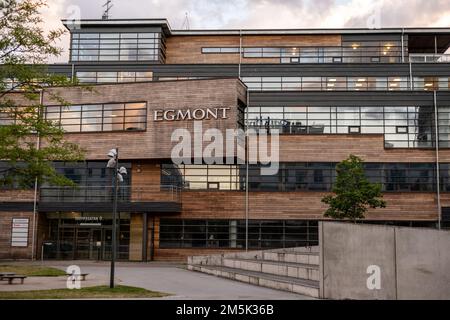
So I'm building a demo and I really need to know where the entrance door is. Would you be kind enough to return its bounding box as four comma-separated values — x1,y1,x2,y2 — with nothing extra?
90,229,103,260
75,229,91,260
103,229,113,261
59,227,75,260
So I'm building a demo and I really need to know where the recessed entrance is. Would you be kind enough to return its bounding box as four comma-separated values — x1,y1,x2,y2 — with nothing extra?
42,213,130,260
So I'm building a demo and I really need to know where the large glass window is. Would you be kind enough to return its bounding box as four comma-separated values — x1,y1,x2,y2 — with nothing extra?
71,32,162,62
161,164,240,191
246,105,447,148
159,219,319,249
205,40,403,64
39,161,132,203
45,102,147,133
76,71,153,84
161,162,444,193
240,76,426,92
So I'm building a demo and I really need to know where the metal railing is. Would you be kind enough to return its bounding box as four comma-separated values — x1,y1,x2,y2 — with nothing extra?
39,185,182,203
409,54,450,63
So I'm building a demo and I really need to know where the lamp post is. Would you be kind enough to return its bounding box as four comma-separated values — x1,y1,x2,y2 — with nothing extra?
106,148,127,289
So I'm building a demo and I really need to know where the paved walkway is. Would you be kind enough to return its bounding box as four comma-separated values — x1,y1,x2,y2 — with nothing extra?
0,275,108,292
1,261,313,300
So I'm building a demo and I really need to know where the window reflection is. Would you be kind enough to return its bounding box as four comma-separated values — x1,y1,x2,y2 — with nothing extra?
44,102,147,133
71,32,161,62
247,105,445,148
161,163,441,193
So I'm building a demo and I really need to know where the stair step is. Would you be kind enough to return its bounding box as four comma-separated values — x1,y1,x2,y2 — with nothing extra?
262,251,319,265
188,264,319,298
222,258,319,281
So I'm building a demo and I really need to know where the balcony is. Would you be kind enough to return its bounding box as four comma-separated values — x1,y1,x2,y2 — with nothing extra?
409,54,450,63
39,185,182,213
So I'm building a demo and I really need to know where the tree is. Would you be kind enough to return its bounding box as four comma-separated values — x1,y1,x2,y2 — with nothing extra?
0,0,84,188
322,155,387,220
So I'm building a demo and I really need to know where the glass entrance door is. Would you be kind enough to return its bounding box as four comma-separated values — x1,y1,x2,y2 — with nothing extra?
48,213,130,261
103,229,113,261
59,227,113,260
90,229,103,260
75,229,91,260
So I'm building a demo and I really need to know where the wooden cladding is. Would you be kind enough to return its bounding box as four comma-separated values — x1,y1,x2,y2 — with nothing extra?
36,79,246,160
178,190,439,221
166,35,342,64
167,36,241,64
250,134,450,163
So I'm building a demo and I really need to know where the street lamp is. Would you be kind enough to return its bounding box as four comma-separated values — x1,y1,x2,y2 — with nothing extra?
106,148,128,289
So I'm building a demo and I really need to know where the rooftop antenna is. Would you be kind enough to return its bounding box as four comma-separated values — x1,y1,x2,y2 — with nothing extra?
181,12,190,30
102,0,113,20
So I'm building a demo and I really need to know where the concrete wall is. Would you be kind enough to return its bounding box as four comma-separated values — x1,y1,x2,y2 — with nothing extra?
395,227,450,300
320,222,450,300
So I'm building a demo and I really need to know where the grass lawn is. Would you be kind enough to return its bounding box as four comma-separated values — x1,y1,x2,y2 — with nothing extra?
0,285,169,300
0,265,66,277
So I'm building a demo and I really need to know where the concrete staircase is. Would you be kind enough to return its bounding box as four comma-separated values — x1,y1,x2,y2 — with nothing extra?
188,247,320,298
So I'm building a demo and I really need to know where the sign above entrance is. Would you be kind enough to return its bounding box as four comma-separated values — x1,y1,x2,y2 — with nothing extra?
153,107,231,122
75,216,103,226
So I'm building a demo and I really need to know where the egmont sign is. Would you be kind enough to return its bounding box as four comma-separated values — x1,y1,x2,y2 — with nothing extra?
154,107,231,122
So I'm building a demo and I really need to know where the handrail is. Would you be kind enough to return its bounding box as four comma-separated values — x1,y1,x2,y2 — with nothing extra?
39,185,182,203
409,53,450,63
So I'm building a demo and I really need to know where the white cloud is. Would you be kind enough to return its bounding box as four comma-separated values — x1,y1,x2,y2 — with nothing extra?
41,0,450,63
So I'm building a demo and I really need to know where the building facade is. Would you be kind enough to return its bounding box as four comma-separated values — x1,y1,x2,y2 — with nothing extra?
1,19,450,261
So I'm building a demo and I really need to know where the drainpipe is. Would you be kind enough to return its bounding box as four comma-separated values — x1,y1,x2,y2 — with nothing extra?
434,91,442,230
31,89,44,261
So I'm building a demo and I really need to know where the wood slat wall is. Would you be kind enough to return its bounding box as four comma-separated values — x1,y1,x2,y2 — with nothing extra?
178,191,439,221
250,134,450,163
166,35,342,64
129,213,144,261
0,190,35,202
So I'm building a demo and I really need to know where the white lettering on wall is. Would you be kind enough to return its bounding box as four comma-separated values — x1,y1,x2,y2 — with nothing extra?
154,107,230,122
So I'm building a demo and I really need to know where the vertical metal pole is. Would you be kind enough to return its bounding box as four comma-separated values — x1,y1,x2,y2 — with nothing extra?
434,92,442,230
239,30,242,80
110,148,119,288
401,29,405,63
245,89,250,252
409,61,414,90
31,89,44,261
435,35,438,55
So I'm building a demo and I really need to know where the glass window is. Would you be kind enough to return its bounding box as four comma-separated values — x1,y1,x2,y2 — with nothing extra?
202,48,220,53
44,103,147,133
302,77,322,90
71,32,160,62
243,48,263,58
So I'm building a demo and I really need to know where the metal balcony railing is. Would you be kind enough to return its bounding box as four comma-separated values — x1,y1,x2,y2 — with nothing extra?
39,185,182,204
409,54,450,63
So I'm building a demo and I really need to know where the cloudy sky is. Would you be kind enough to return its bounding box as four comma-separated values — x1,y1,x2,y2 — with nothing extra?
41,0,450,62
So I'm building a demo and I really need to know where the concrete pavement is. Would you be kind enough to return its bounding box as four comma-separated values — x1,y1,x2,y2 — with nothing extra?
50,261,313,300
0,261,314,299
